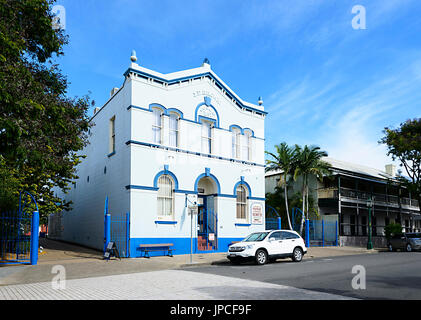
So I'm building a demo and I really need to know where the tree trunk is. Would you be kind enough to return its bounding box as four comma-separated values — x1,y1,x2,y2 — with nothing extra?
284,183,292,230
299,181,306,234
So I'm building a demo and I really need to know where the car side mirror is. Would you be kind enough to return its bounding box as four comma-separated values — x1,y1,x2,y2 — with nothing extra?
269,238,275,242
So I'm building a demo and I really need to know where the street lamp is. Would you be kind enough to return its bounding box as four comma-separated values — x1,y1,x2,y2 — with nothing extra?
367,196,374,250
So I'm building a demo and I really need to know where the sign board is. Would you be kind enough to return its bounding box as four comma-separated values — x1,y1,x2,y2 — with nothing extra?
188,206,198,215
251,203,263,225
208,233,215,241
103,241,121,260
187,194,198,205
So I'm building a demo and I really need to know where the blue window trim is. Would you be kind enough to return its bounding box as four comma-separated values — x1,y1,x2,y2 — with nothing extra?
229,125,255,137
149,103,166,114
153,168,179,190
125,185,159,191
167,108,183,118
235,223,252,227
195,102,220,127
248,196,266,201
233,176,252,197
155,220,177,225
107,151,116,157
194,170,221,194
127,105,264,140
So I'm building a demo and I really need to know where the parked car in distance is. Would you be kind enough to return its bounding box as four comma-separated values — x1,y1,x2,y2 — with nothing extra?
227,230,307,265
388,232,421,252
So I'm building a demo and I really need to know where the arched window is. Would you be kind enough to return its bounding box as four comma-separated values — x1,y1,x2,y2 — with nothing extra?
152,108,163,144
169,112,179,147
231,128,241,159
157,175,174,219
236,185,247,221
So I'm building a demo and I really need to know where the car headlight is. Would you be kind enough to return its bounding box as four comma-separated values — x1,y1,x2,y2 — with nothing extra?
245,244,255,250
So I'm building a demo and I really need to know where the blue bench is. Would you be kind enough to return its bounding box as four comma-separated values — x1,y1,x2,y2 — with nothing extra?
139,243,174,258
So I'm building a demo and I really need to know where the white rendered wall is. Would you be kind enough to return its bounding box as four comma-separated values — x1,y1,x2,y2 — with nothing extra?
52,80,132,250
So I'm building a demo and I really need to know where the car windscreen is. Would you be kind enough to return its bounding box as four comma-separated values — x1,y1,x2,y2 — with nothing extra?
406,233,421,239
243,232,269,242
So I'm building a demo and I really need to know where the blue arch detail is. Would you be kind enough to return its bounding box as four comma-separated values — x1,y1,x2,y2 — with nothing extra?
229,125,255,137
233,177,252,197
153,168,179,189
149,103,167,114
194,171,221,194
194,102,220,127
167,108,183,118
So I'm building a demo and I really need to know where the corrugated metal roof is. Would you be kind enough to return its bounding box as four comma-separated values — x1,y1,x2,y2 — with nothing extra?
265,157,395,182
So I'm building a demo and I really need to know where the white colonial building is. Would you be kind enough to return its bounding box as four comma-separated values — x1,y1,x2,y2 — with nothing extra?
49,53,267,257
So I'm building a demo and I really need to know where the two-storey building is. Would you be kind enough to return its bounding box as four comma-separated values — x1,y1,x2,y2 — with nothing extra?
49,53,267,257
265,158,421,247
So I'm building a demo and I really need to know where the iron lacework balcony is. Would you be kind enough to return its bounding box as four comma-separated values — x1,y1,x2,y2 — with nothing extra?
317,187,419,210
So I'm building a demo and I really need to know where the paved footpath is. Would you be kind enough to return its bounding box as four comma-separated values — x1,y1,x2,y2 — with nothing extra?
0,269,355,300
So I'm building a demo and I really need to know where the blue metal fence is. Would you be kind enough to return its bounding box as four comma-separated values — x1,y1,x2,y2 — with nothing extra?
265,217,282,230
0,210,34,265
103,197,130,258
306,219,338,247
110,213,130,258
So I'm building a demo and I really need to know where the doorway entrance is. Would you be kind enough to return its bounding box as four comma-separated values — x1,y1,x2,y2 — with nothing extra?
196,176,218,251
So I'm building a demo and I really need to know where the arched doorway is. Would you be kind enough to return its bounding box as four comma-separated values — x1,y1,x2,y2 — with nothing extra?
196,176,218,251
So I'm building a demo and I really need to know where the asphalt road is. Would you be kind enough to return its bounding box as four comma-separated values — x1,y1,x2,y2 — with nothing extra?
186,251,421,300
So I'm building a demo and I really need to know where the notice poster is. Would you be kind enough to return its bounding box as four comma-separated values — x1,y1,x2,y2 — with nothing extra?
251,203,263,225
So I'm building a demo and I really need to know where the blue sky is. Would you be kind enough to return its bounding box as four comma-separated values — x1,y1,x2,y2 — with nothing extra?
55,0,421,171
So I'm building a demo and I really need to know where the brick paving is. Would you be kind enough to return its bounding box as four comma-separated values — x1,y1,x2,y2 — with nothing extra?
0,269,355,300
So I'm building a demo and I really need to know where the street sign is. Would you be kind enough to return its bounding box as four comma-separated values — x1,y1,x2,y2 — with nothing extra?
187,194,198,205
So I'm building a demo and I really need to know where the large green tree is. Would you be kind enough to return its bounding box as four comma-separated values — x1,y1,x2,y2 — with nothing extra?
293,145,332,234
0,0,91,223
265,142,296,230
380,118,421,211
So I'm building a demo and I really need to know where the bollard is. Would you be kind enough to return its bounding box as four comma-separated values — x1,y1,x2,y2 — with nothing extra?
126,212,130,258
30,211,39,265
104,214,111,253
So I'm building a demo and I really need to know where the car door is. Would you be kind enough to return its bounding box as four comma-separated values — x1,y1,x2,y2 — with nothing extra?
280,231,299,254
266,231,283,255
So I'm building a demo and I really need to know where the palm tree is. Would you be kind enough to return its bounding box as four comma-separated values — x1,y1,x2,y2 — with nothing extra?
265,143,295,230
293,145,332,234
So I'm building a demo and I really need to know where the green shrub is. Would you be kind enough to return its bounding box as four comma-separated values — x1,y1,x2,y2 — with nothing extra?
384,223,403,239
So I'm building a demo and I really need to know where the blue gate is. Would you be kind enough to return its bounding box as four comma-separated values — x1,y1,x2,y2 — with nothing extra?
103,196,130,258
110,213,130,258
0,192,39,265
197,208,218,251
307,220,338,247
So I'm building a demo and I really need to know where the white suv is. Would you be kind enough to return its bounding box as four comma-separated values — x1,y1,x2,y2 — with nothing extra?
227,230,307,265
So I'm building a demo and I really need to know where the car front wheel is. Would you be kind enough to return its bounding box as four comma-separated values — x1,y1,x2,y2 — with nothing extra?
255,249,268,265
292,247,303,262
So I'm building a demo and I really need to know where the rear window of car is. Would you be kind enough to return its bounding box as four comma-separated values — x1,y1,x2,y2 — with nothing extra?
280,231,300,239
406,233,421,238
